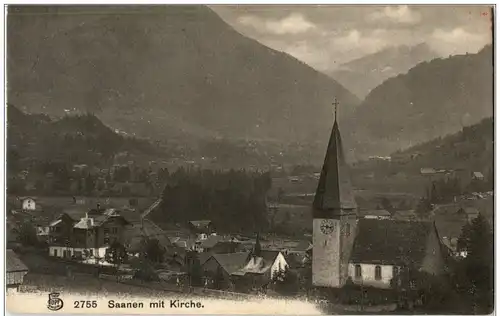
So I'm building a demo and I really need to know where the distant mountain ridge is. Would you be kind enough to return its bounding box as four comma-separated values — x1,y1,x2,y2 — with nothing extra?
7,104,159,170
391,116,493,172
7,5,359,146
330,43,439,99
342,45,493,160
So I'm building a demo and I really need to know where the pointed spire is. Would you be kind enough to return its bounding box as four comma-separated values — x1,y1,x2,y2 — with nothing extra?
333,98,339,123
253,232,262,257
313,100,357,218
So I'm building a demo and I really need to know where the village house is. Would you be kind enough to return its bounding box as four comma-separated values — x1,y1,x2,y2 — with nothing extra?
18,196,37,211
48,205,131,262
6,250,29,293
347,219,446,289
358,209,391,220
201,236,289,292
188,220,216,238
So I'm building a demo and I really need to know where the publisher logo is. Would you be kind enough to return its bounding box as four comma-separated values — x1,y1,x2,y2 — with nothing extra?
47,292,64,311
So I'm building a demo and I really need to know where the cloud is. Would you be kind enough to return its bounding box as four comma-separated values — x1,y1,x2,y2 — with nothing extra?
368,5,422,24
429,27,491,55
333,30,389,55
238,13,317,35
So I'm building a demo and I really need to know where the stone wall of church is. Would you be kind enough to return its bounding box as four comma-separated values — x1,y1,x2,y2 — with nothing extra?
339,215,358,285
312,218,341,287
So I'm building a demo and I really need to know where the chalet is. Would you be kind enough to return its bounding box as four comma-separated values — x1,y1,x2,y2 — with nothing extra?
188,220,215,237
472,171,485,181
19,197,37,211
232,250,289,288
48,206,131,262
358,209,391,220
202,252,251,291
347,219,446,289
6,250,29,293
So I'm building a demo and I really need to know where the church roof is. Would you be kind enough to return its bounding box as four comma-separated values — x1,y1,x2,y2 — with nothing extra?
350,219,435,266
313,120,357,216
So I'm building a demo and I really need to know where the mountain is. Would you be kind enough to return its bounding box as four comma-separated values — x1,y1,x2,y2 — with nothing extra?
330,43,439,99
7,104,160,170
343,45,493,159
391,117,493,172
7,5,359,146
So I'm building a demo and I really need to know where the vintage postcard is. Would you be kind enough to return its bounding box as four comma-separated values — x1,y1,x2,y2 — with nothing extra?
5,4,494,315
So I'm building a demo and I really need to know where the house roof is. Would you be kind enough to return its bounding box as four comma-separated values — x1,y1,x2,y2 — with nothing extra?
18,196,36,201
473,171,484,178
434,218,468,240
350,219,434,266
359,209,391,217
6,250,28,273
313,120,357,215
209,252,250,275
420,168,437,174
189,220,212,229
458,207,479,215
233,250,281,276
392,209,417,220
140,220,173,249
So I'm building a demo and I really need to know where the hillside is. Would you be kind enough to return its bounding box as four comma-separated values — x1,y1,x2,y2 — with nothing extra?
343,45,493,159
330,43,438,99
7,105,160,171
7,5,359,146
392,116,494,172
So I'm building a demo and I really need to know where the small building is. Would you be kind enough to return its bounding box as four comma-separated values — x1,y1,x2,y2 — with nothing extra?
348,219,446,289
188,220,215,236
202,252,251,290
456,207,480,222
359,209,391,220
19,197,36,211
48,207,131,262
472,171,485,181
6,250,29,292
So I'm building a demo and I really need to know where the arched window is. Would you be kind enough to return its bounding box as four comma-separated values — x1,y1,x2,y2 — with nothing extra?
375,265,382,280
355,264,362,279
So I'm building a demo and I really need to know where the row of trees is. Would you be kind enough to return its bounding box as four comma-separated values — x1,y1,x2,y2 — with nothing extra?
153,168,272,233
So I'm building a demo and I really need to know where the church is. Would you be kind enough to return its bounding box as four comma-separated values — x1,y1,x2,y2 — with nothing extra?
311,106,447,289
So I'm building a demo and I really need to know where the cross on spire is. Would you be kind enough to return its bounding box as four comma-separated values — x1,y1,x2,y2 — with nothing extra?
332,98,340,122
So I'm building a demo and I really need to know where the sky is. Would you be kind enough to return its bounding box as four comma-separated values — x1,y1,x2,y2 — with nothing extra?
210,5,492,73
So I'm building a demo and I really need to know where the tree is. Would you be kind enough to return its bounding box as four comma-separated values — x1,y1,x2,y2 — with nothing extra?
415,198,432,219
380,197,393,212
272,266,298,296
141,238,165,263
105,241,128,278
17,222,39,247
185,251,203,287
455,214,494,313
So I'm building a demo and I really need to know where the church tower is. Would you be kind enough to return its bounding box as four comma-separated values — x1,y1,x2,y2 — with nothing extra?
312,100,357,288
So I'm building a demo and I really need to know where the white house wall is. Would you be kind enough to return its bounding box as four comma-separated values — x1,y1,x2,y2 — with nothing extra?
348,263,394,289
49,246,108,261
270,252,289,280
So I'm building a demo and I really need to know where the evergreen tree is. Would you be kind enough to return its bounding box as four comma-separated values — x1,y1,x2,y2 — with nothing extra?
456,214,494,313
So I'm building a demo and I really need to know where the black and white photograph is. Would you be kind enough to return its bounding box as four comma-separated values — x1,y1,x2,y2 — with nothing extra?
4,4,495,315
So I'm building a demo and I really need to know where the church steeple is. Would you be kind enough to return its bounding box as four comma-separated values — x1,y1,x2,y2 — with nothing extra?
313,99,357,217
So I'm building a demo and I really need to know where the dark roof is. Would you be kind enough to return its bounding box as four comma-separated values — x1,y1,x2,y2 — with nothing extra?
6,250,28,272
208,252,250,275
434,218,467,240
350,219,434,266
313,120,357,216
141,220,173,249
189,220,212,228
